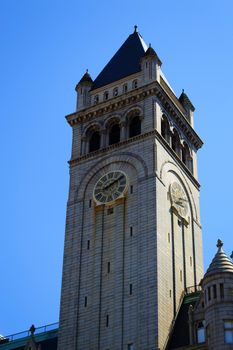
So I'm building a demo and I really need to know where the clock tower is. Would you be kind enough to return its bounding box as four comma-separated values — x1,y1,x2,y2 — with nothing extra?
58,27,204,350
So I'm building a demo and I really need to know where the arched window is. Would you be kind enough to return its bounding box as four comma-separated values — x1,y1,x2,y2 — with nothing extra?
182,142,193,173
109,124,120,145
197,321,205,344
129,116,141,138
171,130,181,157
113,87,118,97
104,91,109,100
123,83,128,93
89,131,101,152
161,117,170,144
132,79,138,89
94,95,99,104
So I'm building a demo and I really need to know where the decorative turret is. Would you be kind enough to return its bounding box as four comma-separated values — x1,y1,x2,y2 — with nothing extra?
141,43,162,84
179,90,195,126
75,69,93,111
201,240,233,349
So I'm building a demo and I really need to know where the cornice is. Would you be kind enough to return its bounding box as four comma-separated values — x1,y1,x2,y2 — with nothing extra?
66,81,203,150
69,129,200,190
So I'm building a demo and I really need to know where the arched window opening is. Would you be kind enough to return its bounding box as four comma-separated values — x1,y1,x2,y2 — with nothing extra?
132,79,138,89
123,83,128,93
182,143,193,173
89,131,101,152
129,116,141,138
109,124,120,145
94,95,99,104
171,130,181,158
104,91,109,100
161,117,170,143
113,87,118,97
197,321,206,344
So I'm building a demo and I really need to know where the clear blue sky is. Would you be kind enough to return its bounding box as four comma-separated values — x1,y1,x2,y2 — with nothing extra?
1,0,233,336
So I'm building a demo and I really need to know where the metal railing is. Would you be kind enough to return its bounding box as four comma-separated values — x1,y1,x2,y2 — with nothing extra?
0,322,58,344
185,285,202,295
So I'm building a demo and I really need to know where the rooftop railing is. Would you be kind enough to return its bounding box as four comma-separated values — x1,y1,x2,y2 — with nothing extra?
0,322,58,345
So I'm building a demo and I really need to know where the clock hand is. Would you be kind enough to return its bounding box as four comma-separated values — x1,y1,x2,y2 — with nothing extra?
103,175,124,191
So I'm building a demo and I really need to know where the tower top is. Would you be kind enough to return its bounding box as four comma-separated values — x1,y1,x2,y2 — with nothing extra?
204,239,233,278
92,29,148,90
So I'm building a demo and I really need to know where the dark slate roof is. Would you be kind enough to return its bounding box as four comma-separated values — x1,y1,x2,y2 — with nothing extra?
179,90,195,111
77,70,93,86
166,292,200,350
204,240,233,278
92,29,148,90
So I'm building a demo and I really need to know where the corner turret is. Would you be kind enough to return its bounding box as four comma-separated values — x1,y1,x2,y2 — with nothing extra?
141,44,162,84
75,70,93,111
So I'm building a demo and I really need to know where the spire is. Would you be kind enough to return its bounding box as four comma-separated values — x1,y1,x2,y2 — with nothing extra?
77,70,93,86
204,240,233,278
92,29,148,90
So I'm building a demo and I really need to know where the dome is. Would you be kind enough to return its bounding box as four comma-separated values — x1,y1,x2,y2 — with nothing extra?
204,239,233,278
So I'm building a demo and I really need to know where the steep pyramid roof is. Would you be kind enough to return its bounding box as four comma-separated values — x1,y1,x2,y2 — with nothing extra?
92,26,148,90
77,70,93,86
204,239,233,278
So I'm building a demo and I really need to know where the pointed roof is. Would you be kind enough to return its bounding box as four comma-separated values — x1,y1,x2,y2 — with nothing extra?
204,239,233,278
142,44,162,66
179,89,195,111
92,26,148,90
77,70,93,86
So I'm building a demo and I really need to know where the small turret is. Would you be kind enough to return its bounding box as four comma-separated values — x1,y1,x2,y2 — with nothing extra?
141,43,162,84
75,70,93,111
201,240,233,349
179,90,195,126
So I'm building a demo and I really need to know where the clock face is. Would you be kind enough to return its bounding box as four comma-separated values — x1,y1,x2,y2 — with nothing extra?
93,171,128,204
170,182,188,218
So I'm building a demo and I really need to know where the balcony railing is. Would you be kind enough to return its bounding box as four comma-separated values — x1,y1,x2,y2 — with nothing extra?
0,322,58,345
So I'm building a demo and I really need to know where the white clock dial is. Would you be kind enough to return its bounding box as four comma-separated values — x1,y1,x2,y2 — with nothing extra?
170,182,188,218
93,171,127,204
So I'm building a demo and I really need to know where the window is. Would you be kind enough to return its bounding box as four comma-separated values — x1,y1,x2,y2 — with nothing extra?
130,185,133,194
129,283,133,295
106,315,109,327
161,117,170,143
208,286,211,301
130,226,133,237
89,199,92,208
107,262,110,273
190,256,192,266
87,240,90,250
84,296,87,307
89,131,101,152
168,232,170,243
123,83,128,93
171,130,180,157
94,95,99,104
169,289,172,298
220,283,224,299
109,124,120,145
104,91,109,100
128,343,134,350
197,321,205,343
113,87,118,96
213,284,217,299
129,116,141,138
224,321,233,344
132,79,138,89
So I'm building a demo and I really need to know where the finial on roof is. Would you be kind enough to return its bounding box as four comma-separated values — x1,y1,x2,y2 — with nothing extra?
217,239,223,248
86,69,88,73
134,25,138,33
149,43,151,48
29,324,35,335
182,89,184,93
